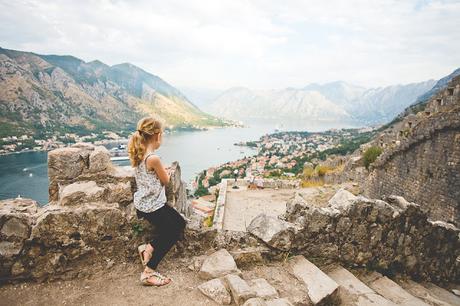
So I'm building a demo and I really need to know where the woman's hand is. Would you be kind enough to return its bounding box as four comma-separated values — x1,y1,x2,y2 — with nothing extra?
146,155,170,185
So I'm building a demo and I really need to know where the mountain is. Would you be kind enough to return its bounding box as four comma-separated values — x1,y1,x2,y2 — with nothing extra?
207,86,351,124
0,47,228,138
207,80,437,125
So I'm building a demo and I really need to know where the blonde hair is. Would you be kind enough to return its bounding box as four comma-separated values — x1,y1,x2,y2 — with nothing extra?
128,116,163,167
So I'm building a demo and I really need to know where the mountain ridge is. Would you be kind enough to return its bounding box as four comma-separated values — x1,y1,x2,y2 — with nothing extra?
206,79,439,125
0,47,228,138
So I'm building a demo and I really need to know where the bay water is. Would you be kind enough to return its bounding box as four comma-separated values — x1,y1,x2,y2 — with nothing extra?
0,122,357,205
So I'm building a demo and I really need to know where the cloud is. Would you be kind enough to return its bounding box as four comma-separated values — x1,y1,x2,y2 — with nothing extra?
0,0,459,90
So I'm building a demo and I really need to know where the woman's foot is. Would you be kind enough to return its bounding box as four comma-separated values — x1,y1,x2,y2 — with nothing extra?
140,268,171,287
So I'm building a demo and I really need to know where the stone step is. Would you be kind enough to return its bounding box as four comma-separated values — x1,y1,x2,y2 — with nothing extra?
364,275,430,306
289,255,339,305
396,279,453,306
421,283,460,306
327,267,396,306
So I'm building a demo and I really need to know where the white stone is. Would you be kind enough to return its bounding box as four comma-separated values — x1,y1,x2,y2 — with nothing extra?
247,278,278,299
198,278,232,305
328,188,357,209
224,274,257,305
199,249,239,280
327,267,395,306
247,214,295,251
368,276,429,306
289,255,338,305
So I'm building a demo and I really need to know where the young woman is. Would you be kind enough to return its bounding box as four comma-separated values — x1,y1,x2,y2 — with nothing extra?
128,116,186,286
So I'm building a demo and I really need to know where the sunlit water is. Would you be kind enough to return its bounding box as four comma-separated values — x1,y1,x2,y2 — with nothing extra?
0,122,359,205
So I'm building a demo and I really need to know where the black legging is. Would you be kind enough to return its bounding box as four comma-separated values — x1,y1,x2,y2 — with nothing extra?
136,205,186,270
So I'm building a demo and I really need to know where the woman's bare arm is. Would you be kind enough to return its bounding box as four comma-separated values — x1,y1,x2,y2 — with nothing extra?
146,155,170,185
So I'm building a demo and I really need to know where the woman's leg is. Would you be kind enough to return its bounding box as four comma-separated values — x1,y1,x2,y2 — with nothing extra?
146,205,185,270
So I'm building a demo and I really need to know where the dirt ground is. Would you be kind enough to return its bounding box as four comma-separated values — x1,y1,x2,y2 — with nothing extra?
0,259,211,306
0,258,310,306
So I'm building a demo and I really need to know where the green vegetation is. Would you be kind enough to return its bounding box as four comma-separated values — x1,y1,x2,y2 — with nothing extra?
363,146,383,169
131,222,144,236
194,172,210,197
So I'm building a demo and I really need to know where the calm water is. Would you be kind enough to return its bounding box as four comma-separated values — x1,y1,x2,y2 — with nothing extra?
0,122,358,205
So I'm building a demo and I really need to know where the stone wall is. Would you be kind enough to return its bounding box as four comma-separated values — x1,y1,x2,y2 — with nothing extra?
248,190,460,284
364,78,460,226
0,143,195,282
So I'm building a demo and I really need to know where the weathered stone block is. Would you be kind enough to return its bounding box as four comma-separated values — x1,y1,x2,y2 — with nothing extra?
284,192,309,223
224,274,257,305
198,278,232,305
88,146,111,173
289,255,338,305
247,278,278,299
58,181,105,206
104,181,132,206
247,214,295,251
48,147,88,180
198,249,239,280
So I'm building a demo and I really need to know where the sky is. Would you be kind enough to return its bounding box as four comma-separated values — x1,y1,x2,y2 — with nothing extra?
1,0,459,91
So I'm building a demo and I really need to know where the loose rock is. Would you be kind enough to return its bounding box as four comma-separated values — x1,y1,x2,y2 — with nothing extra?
198,249,239,280
247,214,295,250
248,278,278,300
198,278,232,305
224,274,256,305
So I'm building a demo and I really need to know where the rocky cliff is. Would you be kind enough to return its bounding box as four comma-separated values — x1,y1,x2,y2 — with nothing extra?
0,47,228,138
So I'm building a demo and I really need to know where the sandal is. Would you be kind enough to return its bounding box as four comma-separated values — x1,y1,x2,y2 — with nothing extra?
140,271,171,287
138,244,153,266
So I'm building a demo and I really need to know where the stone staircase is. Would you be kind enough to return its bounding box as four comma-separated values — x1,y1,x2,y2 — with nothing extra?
195,250,460,306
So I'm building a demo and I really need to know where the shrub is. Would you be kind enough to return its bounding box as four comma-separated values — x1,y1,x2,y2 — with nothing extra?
302,167,315,179
203,215,213,227
315,165,332,177
363,146,383,169
194,185,210,197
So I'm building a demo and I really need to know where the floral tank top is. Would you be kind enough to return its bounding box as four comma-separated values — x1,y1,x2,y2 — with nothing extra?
133,152,167,213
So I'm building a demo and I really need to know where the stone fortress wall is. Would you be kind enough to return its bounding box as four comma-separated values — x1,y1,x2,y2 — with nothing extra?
363,76,460,226
1,142,459,284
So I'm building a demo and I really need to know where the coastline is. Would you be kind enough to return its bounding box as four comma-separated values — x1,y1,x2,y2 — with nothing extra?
0,124,246,157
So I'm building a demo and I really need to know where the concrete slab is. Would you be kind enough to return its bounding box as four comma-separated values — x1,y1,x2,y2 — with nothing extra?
222,189,292,231
368,276,429,306
289,255,339,305
397,279,452,306
327,267,395,306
